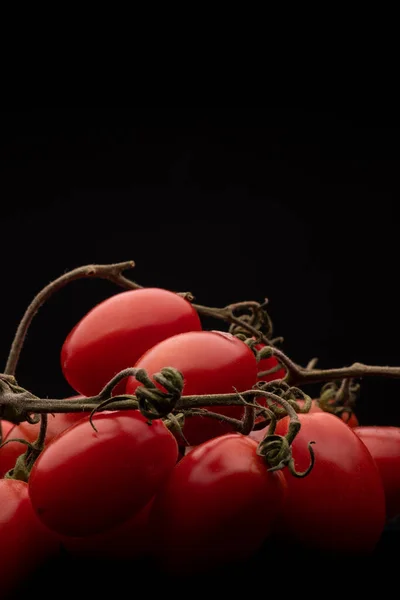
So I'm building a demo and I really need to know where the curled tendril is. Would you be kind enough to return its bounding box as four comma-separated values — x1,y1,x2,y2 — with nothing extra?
87,367,185,431
88,394,136,431
228,302,274,340
253,380,313,419
135,367,184,422
319,378,360,421
25,413,41,425
257,434,316,478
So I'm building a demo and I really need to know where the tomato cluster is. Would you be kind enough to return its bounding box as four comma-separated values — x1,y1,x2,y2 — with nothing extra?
0,287,399,596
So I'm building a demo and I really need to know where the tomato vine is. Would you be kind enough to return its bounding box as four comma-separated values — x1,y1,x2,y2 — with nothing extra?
0,259,399,479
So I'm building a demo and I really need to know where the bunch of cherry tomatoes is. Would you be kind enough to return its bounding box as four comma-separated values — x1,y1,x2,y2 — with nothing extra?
1,287,400,597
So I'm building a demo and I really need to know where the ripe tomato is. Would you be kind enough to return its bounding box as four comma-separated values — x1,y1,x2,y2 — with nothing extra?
149,434,286,574
0,398,89,478
125,331,258,446
255,343,286,382
274,412,385,554
1,419,14,439
28,410,178,537
61,499,153,560
61,288,202,397
354,426,400,519
0,479,60,598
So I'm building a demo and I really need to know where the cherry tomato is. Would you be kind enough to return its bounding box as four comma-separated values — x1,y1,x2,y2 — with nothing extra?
0,419,14,440
0,479,60,598
61,288,202,397
255,343,286,382
0,397,89,478
61,499,153,560
28,410,178,537
149,433,286,574
354,426,400,519
274,412,385,554
125,331,258,446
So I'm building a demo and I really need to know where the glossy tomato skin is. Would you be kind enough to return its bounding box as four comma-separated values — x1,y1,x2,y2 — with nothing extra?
274,412,385,554
354,426,400,519
256,343,286,382
125,331,258,446
61,288,202,397
28,410,178,538
61,499,153,560
149,433,286,574
0,398,89,478
0,479,60,598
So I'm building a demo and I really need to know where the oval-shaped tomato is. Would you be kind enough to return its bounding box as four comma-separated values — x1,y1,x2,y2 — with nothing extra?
353,426,400,519
274,412,385,554
255,343,286,382
61,288,202,397
28,410,178,537
61,499,153,560
149,433,286,574
0,398,89,478
0,479,60,598
125,330,258,446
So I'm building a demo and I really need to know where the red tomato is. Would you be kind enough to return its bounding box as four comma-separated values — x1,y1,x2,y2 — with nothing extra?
354,426,400,519
274,412,385,554
339,410,359,428
149,434,286,574
0,479,60,598
0,419,14,440
125,331,258,446
28,410,178,537
256,343,286,382
0,398,89,478
61,288,202,397
61,499,153,560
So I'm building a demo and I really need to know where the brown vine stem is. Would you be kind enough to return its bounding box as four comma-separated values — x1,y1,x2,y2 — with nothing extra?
3,260,274,379
4,259,400,399
4,261,137,377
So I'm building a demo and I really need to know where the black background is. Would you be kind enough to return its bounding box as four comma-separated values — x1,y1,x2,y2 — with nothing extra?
1,108,399,425
2,111,400,593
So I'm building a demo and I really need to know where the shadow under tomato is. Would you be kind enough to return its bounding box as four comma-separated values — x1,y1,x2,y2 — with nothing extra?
9,525,399,599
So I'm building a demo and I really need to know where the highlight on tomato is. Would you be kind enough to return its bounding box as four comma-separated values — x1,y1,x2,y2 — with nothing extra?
28,410,178,537
273,412,386,554
61,288,202,397
354,426,400,519
149,433,287,574
125,330,259,446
